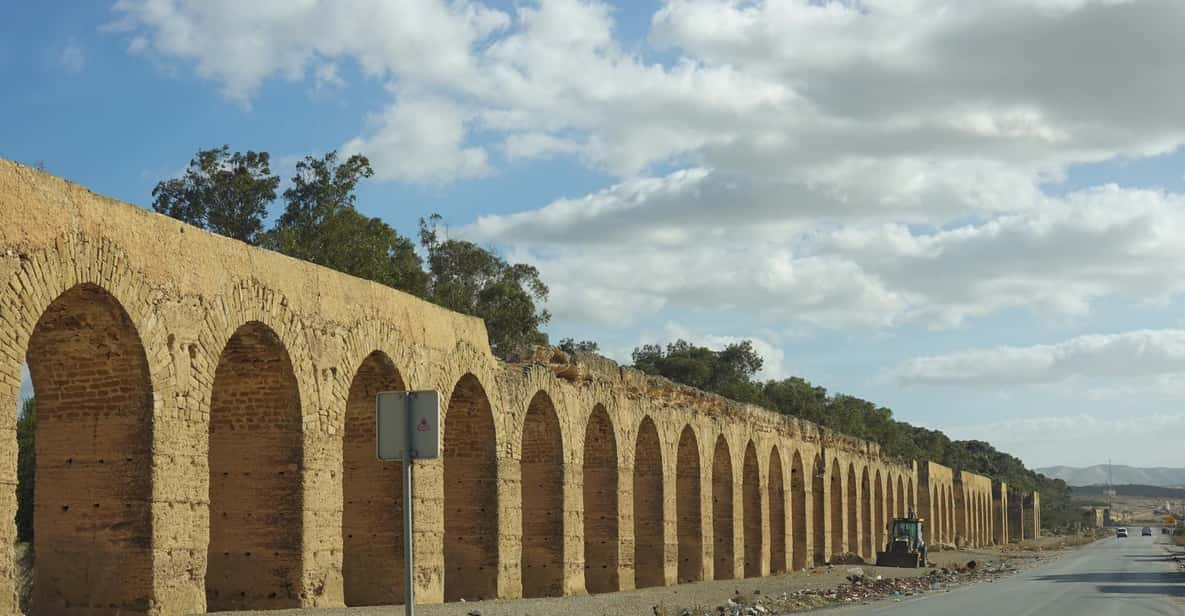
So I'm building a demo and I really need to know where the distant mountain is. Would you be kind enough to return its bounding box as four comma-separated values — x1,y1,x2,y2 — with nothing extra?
1036,465,1185,488
1072,484,1185,498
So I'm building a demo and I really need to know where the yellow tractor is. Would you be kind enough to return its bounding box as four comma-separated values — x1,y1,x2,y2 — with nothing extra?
876,516,928,568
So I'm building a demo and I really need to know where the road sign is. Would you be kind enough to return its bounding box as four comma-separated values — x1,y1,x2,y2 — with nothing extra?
376,389,441,616
376,390,441,460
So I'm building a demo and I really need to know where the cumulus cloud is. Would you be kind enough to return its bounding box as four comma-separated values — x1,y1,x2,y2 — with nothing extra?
107,0,508,104
896,329,1185,386
111,0,1185,327
110,0,1185,180
469,178,1185,328
343,94,492,183
59,40,85,73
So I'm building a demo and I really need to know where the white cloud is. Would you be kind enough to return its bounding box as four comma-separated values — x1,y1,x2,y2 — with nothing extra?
343,94,492,183
112,0,1185,328
108,0,509,105
111,0,1185,181
468,177,1185,328
951,413,1185,444
946,412,1185,466
59,40,85,73
896,329,1185,386
503,132,584,162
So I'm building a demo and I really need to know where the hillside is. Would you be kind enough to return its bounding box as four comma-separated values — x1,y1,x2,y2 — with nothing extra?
1071,484,1185,499
1037,465,1185,488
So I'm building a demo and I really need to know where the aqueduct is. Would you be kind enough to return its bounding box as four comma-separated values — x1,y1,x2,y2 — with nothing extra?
0,160,1039,615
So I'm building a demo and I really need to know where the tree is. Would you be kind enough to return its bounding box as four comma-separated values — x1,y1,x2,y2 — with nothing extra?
558,338,599,354
268,152,428,295
631,339,766,405
762,377,829,425
631,336,1073,530
419,214,550,357
151,145,279,244
16,397,35,543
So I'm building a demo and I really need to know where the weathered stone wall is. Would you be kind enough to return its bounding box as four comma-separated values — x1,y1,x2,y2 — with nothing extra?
0,160,1023,615
918,462,955,546
992,481,1009,545
1023,492,1041,539
1008,489,1026,542
954,471,993,548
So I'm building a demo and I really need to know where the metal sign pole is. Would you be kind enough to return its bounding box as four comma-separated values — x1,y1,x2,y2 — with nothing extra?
378,389,438,616
404,392,416,616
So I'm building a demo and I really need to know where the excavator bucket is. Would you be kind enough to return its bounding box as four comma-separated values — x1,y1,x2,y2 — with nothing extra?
875,546,923,568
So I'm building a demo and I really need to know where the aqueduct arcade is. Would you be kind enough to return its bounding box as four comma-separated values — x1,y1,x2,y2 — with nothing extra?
0,161,1037,615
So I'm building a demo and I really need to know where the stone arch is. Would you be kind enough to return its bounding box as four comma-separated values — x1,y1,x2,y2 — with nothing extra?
829,458,843,559
907,478,915,513
941,486,949,543
207,320,303,610
874,471,884,556
712,434,735,579
791,451,808,570
945,485,954,543
885,472,895,521
846,464,858,558
24,283,155,615
972,491,979,545
343,351,407,606
521,391,564,598
897,476,906,516
979,494,988,545
676,425,703,583
979,493,986,544
812,455,825,565
932,486,941,543
583,404,619,594
948,486,956,543
633,416,665,588
334,319,416,435
860,467,872,558
443,373,499,602
976,494,983,544
935,487,944,543
768,446,786,574
742,441,762,578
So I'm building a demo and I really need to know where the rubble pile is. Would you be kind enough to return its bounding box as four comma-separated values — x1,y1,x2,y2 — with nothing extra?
684,560,1020,616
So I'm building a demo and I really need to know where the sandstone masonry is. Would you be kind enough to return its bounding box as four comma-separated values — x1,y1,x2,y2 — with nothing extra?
0,160,1040,615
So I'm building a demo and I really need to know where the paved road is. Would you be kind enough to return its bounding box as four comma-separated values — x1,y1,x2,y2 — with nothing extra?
843,534,1185,616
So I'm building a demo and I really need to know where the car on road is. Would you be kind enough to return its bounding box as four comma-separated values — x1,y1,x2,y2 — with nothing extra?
1117,527,1128,537
1142,527,1153,536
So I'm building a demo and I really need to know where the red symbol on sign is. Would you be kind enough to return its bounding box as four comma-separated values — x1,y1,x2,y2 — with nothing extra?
417,418,430,432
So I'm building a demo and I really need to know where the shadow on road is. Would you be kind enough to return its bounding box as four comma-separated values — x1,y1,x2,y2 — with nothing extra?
1094,585,1185,596
1122,554,1179,562
1032,571,1185,597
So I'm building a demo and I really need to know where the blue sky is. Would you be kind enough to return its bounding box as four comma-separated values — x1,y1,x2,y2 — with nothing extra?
7,0,1185,468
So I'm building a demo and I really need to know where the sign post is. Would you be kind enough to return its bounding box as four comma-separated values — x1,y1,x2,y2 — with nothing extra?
377,390,441,616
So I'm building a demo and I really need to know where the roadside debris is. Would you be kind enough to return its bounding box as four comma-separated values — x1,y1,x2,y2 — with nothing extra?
686,560,1021,616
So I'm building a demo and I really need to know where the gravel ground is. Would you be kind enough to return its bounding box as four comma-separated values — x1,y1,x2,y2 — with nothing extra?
204,543,1066,616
